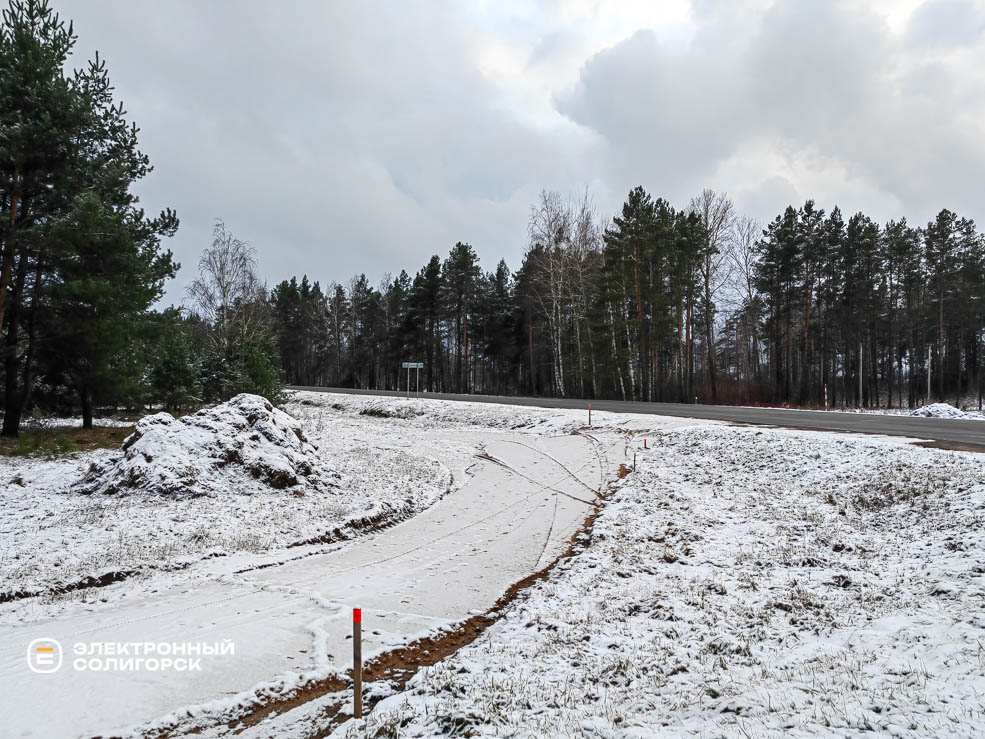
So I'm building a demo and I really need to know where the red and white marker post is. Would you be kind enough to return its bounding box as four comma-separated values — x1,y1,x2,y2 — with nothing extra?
824,383,828,411
353,607,362,718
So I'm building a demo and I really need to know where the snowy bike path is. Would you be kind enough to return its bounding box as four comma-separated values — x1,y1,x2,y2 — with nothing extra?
1,431,620,738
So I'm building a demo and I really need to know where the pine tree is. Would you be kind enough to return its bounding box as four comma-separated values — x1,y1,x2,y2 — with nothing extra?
41,193,177,427
1,0,178,433
146,308,201,412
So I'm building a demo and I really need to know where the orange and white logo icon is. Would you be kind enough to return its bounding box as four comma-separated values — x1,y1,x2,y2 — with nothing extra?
27,638,62,674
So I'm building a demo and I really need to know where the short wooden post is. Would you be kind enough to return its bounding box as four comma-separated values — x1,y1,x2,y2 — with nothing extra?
588,402,592,427
353,607,362,718
633,452,636,471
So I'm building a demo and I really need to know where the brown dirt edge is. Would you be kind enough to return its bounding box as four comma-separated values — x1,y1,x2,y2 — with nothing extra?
0,569,139,604
0,511,393,605
145,487,608,739
0,551,236,605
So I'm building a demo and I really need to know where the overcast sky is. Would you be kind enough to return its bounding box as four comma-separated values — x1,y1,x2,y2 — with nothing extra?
57,0,985,306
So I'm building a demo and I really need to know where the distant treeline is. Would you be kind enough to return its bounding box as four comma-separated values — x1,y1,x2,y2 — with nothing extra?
270,188,985,410
4,1,984,439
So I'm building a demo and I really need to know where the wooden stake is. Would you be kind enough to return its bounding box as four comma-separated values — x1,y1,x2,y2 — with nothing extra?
353,607,362,718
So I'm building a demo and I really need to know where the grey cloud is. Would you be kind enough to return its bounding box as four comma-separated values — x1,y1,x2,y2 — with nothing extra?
58,0,585,305
737,176,800,224
48,0,985,304
553,28,748,200
746,0,890,138
905,0,985,49
555,0,985,227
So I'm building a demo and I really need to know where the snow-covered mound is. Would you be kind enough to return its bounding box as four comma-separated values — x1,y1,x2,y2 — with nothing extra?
909,402,979,419
80,394,335,496
357,399,424,419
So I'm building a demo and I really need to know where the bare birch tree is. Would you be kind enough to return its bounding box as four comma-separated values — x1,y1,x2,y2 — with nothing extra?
724,214,761,383
527,189,572,396
187,219,267,354
689,189,736,401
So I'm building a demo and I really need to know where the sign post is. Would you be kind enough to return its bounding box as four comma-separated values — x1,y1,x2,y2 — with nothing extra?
402,362,424,399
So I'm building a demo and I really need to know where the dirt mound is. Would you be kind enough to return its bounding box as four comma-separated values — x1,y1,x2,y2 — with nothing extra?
80,394,336,496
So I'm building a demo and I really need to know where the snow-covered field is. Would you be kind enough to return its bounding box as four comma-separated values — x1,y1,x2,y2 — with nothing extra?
3,391,984,737
0,390,650,621
350,421,985,736
0,394,476,613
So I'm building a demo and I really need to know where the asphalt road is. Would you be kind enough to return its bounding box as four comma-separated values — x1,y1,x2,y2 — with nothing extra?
289,386,985,451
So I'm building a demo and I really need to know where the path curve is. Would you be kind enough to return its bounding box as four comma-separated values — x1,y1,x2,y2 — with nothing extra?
0,431,622,739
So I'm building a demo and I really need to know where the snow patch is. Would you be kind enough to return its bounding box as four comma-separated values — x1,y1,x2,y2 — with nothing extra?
909,402,984,420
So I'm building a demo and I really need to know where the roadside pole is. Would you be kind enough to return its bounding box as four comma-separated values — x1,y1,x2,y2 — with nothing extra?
353,608,362,719
824,383,828,411
402,361,424,399
588,403,592,427
859,342,863,408
928,346,932,405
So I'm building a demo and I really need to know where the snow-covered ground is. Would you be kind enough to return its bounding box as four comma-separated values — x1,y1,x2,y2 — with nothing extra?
3,391,984,737
0,394,472,612
906,402,985,420
826,402,984,419
738,401,985,419
1,392,648,739
349,424,985,738
0,390,674,617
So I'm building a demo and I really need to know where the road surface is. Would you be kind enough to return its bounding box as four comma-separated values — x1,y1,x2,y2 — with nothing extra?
2,431,627,738
290,386,985,451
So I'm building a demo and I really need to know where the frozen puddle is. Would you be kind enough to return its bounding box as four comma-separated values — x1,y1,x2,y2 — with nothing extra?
0,430,622,738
